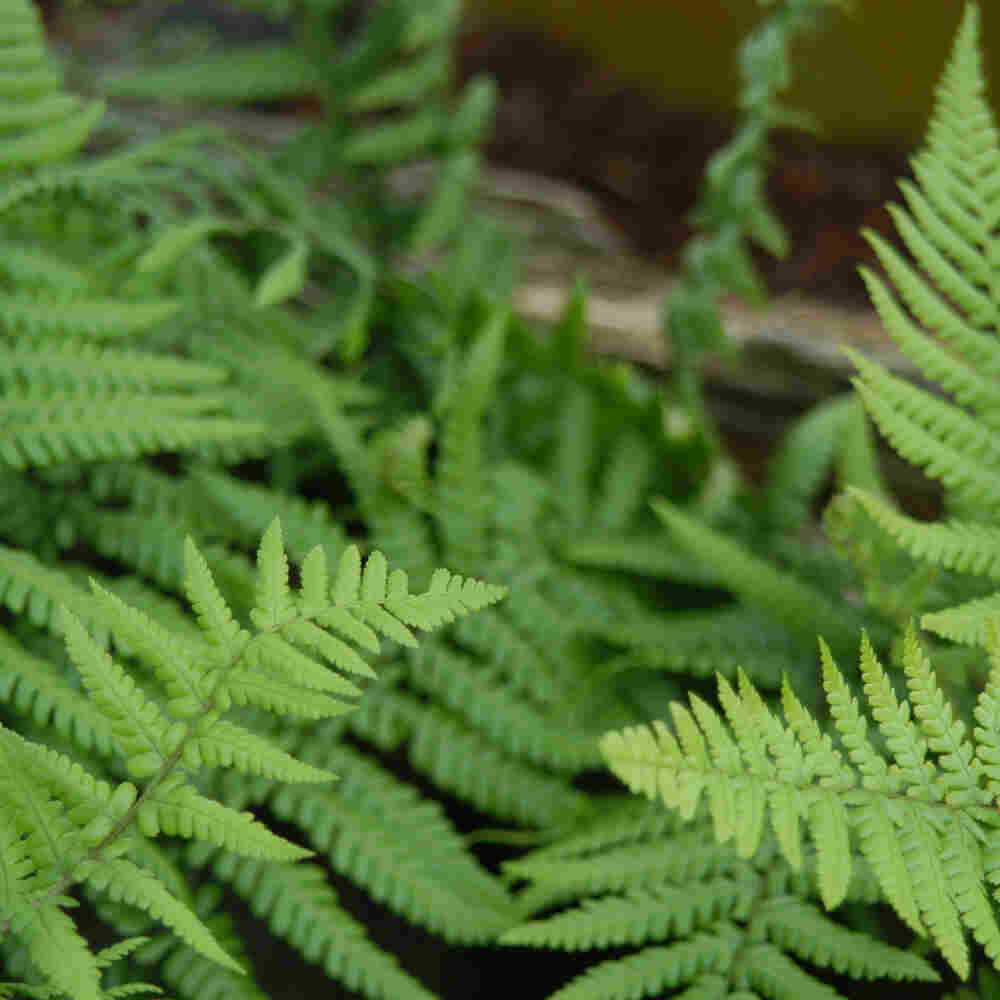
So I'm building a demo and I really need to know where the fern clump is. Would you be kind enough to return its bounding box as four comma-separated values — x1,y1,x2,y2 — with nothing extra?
0,514,504,999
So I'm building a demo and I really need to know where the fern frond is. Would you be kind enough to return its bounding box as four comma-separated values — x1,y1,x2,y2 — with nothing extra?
0,627,115,756
14,903,102,1000
923,590,1000,645
84,859,242,975
266,741,515,942
406,643,602,771
600,624,1000,978
540,934,737,1000
651,498,858,651
0,297,181,340
0,385,264,470
500,880,753,951
851,484,1000,577
0,341,226,391
433,306,508,573
347,682,591,827
190,468,347,566
848,348,1000,512
201,854,437,1000
762,393,854,532
135,781,311,862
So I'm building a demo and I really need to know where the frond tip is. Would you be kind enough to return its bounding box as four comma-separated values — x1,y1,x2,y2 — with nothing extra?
600,623,1000,980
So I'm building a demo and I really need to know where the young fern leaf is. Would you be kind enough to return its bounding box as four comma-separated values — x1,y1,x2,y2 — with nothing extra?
601,623,1000,979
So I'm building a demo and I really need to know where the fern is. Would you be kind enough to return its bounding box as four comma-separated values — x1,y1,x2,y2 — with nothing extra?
501,811,936,1000
601,622,1000,981
836,2,1000,656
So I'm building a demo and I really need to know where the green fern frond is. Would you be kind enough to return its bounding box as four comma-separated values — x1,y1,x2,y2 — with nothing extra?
0,0,103,173
0,341,225,391
199,854,438,1000
15,903,102,1000
347,682,592,827
590,606,796,688
0,385,265,470
0,298,181,340
406,643,603,771
501,881,755,951
190,468,347,567
600,623,1000,978
433,306,508,573
651,498,858,652
923,591,1000,645
0,628,115,756
264,739,516,943
850,486,1000,580
762,393,855,532
83,859,241,975
848,348,1000,513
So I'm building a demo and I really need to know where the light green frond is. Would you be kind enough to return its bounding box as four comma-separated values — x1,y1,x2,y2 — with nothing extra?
84,858,242,974
860,258,1000,414
850,485,1000,579
975,623,1000,802
0,627,115,756
245,633,362,700
848,350,1000,511
219,668,356,720
249,518,293,631
183,538,245,658
923,591,1000,645
384,566,506,630
94,935,153,969
602,628,1000,977
56,608,173,779
85,580,205,721
135,781,311,862
18,903,102,1000
739,943,844,1000
190,720,336,783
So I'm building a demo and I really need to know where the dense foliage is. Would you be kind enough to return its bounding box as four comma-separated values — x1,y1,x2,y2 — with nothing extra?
2,1,1000,998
